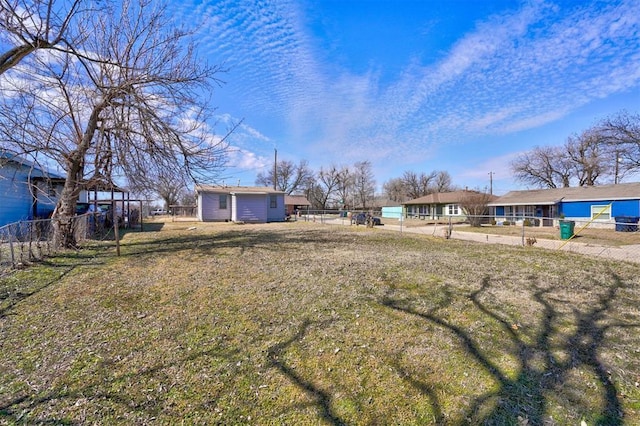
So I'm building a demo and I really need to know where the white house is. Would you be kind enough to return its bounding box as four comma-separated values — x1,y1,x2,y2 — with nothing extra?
196,185,286,223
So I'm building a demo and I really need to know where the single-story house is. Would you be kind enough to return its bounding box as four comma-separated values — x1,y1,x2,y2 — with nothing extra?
284,194,311,216
196,185,286,223
489,182,640,228
403,190,497,220
0,151,66,227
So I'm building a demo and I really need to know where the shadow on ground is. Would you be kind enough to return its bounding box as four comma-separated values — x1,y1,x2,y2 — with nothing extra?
381,272,636,424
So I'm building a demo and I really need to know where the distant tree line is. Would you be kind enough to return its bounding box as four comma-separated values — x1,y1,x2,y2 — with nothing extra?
255,160,382,210
511,111,640,188
254,158,456,210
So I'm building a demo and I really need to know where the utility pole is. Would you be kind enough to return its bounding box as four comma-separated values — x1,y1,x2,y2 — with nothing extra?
273,148,277,190
488,171,494,195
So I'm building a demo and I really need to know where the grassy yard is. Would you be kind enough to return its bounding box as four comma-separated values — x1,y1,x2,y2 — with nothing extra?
1,221,639,425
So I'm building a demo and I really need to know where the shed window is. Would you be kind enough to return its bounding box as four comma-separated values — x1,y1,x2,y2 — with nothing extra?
219,195,227,210
270,195,277,208
591,204,610,220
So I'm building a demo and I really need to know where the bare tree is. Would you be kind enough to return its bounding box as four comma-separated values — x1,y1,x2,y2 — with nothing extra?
135,170,187,211
597,111,640,181
334,166,353,209
432,170,454,193
316,165,343,209
385,170,453,201
565,130,606,186
459,189,494,227
383,177,406,203
256,159,314,194
402,171,436,199
178,189,196,206
0,0,110,75
353,161,375,209
511,146,572,188
0,0,231,246
512,111,640,188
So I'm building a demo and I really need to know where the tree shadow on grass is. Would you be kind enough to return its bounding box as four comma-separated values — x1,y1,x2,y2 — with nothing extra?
115,227,356,260
381,272,637,425
0,263,76,319
266,318,347,425
0,341,240,424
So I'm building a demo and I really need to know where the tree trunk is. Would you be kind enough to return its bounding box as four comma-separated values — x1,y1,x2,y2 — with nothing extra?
53,107,102,248
53,156,84,248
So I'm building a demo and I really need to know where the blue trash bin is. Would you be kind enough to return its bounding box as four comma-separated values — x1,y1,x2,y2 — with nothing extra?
615,216,639,232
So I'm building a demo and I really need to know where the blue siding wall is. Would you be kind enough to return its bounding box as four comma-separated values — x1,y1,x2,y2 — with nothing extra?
561,199,640,218
0,163,34,226
612,200,640,217
560,201,594,218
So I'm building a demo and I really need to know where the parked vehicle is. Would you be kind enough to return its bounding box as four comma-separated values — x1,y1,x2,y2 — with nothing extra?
151,208,167,216
351,213,381,226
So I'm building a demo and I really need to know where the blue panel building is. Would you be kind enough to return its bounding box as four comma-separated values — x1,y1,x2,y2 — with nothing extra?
489,182,640,228
1,152,65,227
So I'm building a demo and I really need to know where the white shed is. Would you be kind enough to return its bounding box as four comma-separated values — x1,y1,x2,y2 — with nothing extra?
196,185,286,223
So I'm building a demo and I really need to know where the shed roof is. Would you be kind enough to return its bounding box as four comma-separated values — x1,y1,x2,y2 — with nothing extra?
489,182,640,206
285,195,311,206
195,185,285,195
403,190,496,205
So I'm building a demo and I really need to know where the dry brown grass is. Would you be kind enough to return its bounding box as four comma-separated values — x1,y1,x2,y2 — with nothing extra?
455,223,640,246
1,221,639,425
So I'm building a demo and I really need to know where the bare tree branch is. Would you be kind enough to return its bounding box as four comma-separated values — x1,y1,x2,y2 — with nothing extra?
0,0,232,246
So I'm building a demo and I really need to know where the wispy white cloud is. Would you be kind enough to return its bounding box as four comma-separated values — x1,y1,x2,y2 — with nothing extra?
171,0,640,182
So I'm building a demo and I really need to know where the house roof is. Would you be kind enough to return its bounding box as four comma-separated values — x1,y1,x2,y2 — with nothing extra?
195,184,285,195
1,150,65,179
403,190,497,205
285,195,311,206
489,182,640,206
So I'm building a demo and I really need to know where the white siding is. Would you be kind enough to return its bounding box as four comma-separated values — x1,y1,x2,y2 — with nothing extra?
199,192,231,221
233,194,267,222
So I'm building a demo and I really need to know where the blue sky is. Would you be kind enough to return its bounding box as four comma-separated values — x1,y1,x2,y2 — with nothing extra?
170,0,640,195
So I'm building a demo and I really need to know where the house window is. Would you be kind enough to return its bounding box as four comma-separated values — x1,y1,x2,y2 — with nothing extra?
219,195,227,210
448,204,459,215
270,195,277,208
48,186,57,197
591,204,611,220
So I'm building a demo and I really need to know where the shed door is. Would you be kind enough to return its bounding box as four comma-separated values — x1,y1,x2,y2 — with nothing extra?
233,194,267,222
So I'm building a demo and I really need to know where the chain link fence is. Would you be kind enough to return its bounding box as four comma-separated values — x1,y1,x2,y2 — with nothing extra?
0,213,113,274
295,210,639,264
